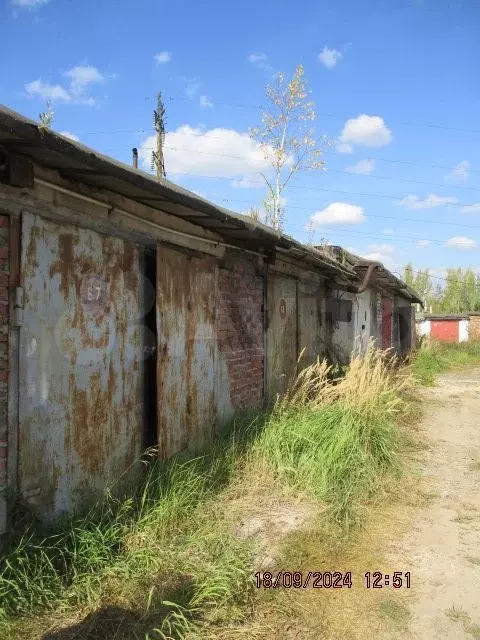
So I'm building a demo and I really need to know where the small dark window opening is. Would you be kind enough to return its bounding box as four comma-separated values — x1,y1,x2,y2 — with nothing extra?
326,298,353,323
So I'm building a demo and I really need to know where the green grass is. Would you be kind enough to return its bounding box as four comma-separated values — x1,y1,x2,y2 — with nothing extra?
410,339,480,386
0,343,413,639
0,425,258,639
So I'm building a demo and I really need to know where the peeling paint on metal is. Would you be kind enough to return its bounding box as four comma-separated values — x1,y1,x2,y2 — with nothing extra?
297,277,324,368
156,245,216,459
266,273,297,401
19,213,145,520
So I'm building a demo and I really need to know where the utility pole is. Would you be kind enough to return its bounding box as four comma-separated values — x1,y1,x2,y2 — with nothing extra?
151,92,166,179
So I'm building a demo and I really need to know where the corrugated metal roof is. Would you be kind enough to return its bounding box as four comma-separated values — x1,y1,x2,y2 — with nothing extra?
0,104,356,280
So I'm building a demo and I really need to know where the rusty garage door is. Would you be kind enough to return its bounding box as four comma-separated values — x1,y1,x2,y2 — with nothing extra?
266,272,297,401
19,213,146,521
297,277,324,368
156,245,216,459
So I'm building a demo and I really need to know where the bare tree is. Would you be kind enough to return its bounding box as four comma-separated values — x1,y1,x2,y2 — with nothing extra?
250,64,329,231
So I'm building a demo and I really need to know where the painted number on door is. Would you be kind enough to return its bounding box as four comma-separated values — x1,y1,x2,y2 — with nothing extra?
80,275,107,314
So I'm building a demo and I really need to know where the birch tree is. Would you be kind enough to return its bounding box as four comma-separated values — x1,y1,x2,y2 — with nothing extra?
250,65,328,231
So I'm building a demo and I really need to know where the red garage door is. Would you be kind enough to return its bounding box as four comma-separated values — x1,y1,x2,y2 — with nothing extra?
430,320,459,342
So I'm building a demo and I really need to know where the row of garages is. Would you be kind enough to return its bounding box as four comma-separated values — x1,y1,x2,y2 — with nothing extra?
0,105,421,534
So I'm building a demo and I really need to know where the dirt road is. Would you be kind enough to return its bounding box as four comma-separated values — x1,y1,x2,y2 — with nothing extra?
388,368,480,639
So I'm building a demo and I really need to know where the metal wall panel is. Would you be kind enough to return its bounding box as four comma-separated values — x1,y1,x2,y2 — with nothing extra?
297,278,324,368
156,246,216,458
354,290,371,355
19,213,145,520
382,299,393,349
430,319,460,343
328,290,356,364
266,273,297,401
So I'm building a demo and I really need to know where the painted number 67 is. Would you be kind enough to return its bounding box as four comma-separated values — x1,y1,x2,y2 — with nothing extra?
87,286,101,301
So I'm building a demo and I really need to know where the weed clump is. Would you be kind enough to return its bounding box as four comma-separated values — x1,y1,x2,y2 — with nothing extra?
251,341,410,525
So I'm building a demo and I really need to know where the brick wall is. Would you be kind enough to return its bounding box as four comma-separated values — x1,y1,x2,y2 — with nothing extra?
0,214,9,513
469,315,480,341
216,254,264,411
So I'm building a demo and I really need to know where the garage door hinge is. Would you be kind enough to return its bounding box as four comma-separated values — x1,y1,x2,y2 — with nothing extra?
12,286,24,327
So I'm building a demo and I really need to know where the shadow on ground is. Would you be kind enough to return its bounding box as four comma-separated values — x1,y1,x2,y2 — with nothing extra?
40,605,178,640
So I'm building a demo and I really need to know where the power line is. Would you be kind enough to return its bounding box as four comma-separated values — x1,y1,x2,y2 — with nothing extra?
392,267,480,287
144,94,480,136
138,144,480,204
68,127,480,176
221,197,480,230
282,225,475,249
136,157,480,213
144,143,480,192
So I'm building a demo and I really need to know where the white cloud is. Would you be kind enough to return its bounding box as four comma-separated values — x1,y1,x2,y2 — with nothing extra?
64,65,104,96
199,95,214,108
11,0,48,7
231,175,264,188
318,47,343,69
446,160,470,182
247,52,275,75
309,202,366,227
59,130,79,141
139,125,270,178
400,193,459,209
368,243,393,255
416,239,431,248
445,236,477,250
25,64,108,106
248,53,267,63
339,114,392,149
25,80,71,102
382,228,394,235
345,159,375,175
461,203,480,214
185,79,201,99
336,142,353,154
361,252,394,266
154,51,171,64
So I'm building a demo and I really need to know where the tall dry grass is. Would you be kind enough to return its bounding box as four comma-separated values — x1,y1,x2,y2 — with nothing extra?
251,340,411,525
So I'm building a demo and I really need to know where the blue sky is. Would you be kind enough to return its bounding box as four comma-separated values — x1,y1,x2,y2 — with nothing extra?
2,0,480,281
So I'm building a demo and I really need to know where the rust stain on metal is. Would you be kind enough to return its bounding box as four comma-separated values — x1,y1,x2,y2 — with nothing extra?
297,278,324,367
266,273,297,401
19,212,145,521
156,246,216,459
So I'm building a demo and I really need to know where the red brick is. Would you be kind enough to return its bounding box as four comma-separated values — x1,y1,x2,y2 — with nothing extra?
0,216,9,228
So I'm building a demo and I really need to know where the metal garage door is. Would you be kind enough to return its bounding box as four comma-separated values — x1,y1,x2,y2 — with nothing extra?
156,245,216,458
266,273,297,401
19,213,145,520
